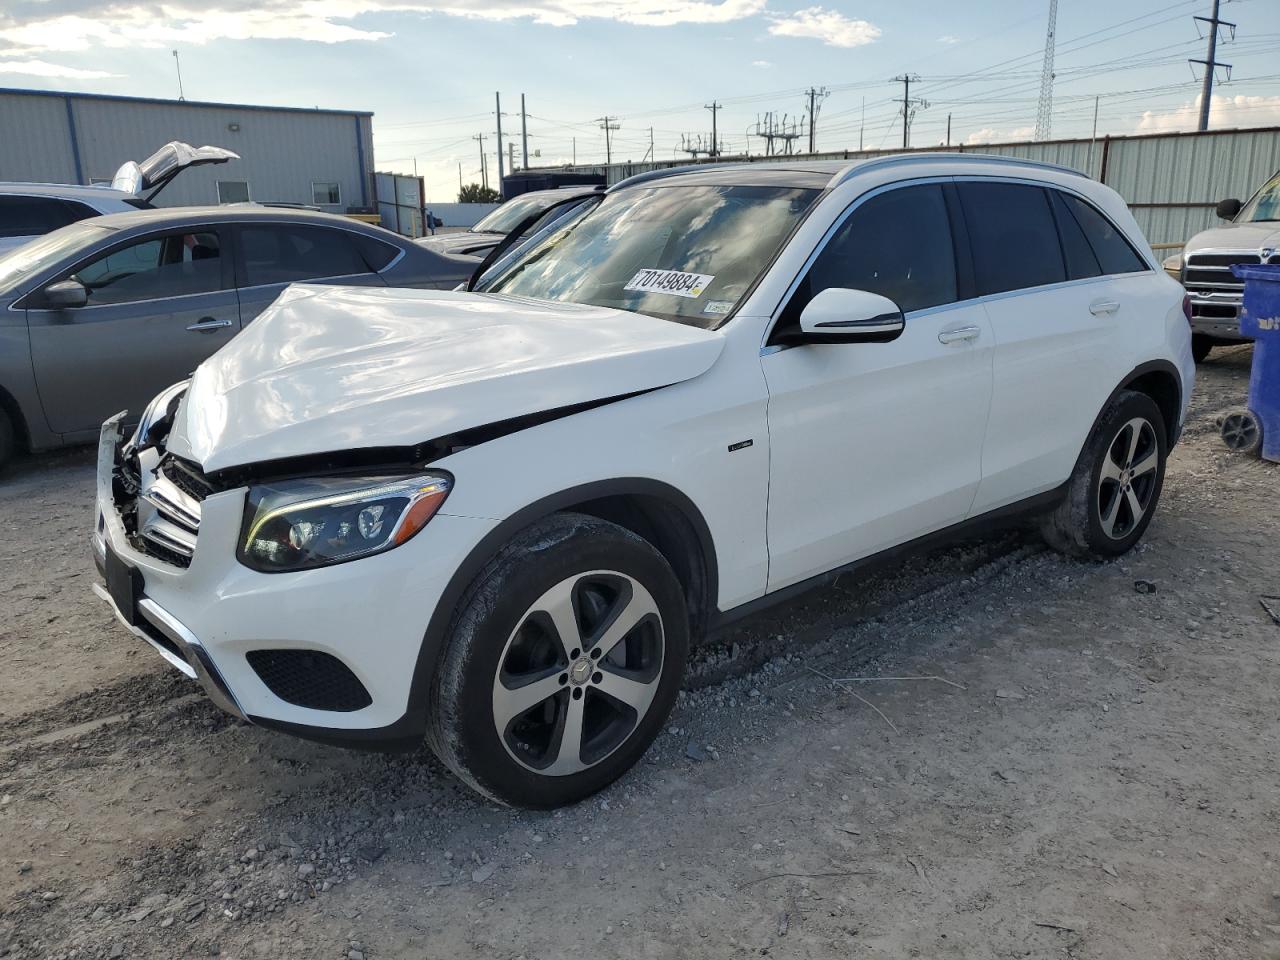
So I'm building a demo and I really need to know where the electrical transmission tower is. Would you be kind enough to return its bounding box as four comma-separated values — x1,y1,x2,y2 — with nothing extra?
751,112,802,156
678,133,720,159
1034,0,1058,141
892,75,927,149
1191,0,1235,131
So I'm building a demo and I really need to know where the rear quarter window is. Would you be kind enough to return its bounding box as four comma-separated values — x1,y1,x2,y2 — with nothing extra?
1058,193,1147,275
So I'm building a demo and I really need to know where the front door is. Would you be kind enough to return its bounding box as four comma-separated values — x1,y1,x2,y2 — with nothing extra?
761,182,994,591
27,228,239,435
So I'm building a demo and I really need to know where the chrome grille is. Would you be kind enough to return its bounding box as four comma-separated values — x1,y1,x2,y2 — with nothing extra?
1183,250,1280,323
133,454,206,568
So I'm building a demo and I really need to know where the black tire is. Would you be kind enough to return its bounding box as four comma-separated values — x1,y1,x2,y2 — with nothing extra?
426,512,689,808
1041,390,1168,559
0,408,14,474
1220,407,1263,457
1191,334,1214,364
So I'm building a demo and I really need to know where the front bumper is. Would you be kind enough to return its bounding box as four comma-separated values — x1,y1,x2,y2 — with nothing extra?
92,414,497,748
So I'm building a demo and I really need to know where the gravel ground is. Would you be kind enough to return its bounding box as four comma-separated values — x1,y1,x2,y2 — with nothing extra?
2,344,1278,960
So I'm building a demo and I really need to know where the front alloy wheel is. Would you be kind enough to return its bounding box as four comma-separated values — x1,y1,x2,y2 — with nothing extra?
427,513,688,808
493,572,665,776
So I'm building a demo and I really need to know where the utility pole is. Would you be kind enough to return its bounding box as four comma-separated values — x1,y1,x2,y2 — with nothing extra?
473,133,488,189
892,75,927,149
458,162,463,193
705,102,721,158
859,96,865,151
804,86,828,153
1087,95,1100,178
495,92,505,192
595,116,620,165
572,137,576,165
520,93,529,169
1191,0,1235,131
509,141,516,173
172,50,186,101
642,126,654,162
946,113,952,147
1034,0,1058,141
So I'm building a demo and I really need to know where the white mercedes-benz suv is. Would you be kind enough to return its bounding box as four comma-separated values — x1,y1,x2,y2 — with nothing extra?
93,154,1194,807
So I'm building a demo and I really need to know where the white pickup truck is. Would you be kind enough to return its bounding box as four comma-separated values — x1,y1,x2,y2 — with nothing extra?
1166,168,1280,362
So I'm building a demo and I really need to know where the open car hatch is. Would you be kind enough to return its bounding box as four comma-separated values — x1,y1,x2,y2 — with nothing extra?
111,142,240,202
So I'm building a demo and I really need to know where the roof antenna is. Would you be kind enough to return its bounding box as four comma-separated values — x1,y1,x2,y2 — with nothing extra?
172,50,186,102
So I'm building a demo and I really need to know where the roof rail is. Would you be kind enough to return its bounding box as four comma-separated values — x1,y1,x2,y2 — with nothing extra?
609,162,756,192
831,151,1089,188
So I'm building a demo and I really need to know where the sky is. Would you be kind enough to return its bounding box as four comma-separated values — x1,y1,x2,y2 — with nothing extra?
1,0,1278,202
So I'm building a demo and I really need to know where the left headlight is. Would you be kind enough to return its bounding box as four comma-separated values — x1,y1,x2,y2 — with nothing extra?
1162,252,1184,277
238,473,451,573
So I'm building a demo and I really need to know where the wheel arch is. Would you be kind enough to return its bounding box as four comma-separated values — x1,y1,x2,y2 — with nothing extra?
1092,360,1182,450
0,380,31,453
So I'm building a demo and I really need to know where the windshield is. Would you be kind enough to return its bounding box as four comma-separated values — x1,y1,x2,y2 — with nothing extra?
473,193,563,234
480,184,820,328
1238,171,1280,223
0,223,114,293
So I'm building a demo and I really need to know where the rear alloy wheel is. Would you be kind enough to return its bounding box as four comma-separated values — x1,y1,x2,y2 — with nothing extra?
1041,390,1168,558
427,513,688,807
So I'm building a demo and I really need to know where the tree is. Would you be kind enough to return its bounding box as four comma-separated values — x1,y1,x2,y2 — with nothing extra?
458,183,501,203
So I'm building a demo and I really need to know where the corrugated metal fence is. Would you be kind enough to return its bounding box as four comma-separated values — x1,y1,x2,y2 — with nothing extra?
534,126,1280,248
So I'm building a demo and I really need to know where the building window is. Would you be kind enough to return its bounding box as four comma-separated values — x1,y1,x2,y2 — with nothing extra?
312,181,342,206
217,180,251,204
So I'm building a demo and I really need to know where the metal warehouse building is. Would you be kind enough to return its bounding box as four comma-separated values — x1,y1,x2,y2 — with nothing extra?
0,87,375,211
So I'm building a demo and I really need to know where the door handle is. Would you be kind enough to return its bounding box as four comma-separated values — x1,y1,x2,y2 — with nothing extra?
938,325,981,345
1089,299,1121,316
186,317,233,333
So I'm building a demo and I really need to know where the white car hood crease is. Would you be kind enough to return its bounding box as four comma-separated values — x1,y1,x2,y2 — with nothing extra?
171,285,725,473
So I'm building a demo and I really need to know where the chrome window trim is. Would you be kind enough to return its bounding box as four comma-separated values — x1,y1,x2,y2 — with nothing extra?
763,172,1157,348
16,217,406,312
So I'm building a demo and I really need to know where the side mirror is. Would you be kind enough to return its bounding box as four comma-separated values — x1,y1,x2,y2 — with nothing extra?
797,288,905,344
1216,198,1242,221
43,279,88,309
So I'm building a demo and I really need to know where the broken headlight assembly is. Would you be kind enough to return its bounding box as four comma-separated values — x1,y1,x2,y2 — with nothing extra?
238,473,451,573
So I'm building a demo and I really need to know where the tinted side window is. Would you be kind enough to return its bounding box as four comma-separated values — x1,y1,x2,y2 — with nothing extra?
351,233,398,272
240,225,371,286
959,182,1065,296
71,232,224,305
0,196,86,238
1059,194,1146,275
1049,191,1102,281
790,184,958,318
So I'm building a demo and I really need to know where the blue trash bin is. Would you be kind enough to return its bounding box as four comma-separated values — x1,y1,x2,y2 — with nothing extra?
1229,263,1280,463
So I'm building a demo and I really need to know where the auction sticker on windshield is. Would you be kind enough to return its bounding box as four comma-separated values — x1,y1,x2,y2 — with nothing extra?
624,269,714,299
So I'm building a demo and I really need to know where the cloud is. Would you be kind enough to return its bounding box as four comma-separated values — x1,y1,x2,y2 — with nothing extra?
0,57,119,77
1137,93,1280,133
937,34,959,44
767,6,879,47
752,58,773,67
0,0,767,54
964,125,1035,145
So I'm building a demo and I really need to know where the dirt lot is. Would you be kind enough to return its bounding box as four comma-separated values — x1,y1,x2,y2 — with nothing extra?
2,345,1278,960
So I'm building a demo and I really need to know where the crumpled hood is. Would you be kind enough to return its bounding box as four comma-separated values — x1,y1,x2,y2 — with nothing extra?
168,285,724,473
1186,221,1280,254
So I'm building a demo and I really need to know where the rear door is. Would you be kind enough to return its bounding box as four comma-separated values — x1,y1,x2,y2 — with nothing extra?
231,222,388,324
26,227,239,434
961,180,1150,514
